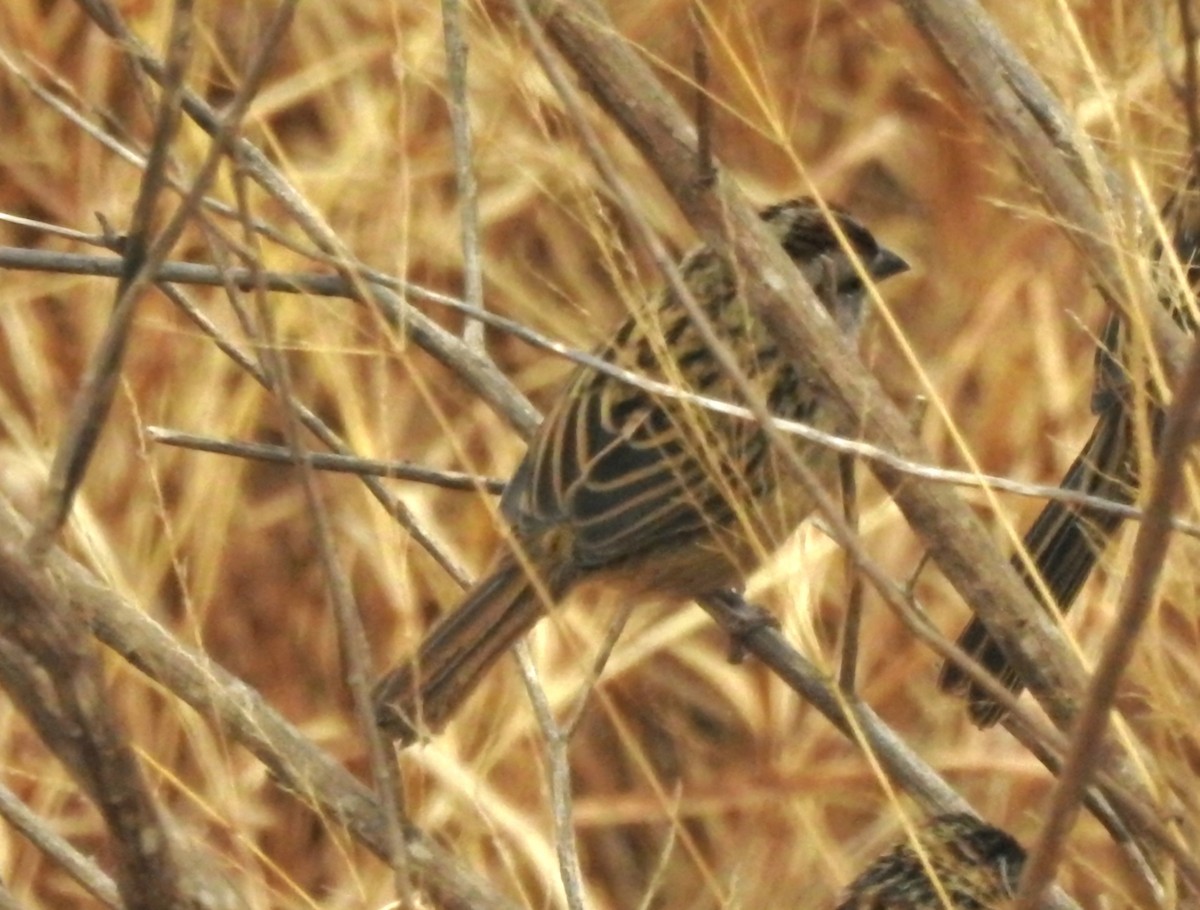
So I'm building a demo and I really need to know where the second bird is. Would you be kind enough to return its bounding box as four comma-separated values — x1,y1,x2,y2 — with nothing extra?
373,198,908,743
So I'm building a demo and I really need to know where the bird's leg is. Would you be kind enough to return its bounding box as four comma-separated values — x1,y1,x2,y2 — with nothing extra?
703,588,779,664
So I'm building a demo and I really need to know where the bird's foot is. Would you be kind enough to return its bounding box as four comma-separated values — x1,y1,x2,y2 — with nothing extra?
705,588,779,664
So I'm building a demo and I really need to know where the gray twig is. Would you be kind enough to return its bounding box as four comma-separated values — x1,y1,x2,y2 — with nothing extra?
0,782,122,909
146,428,507,492
441,0,487,351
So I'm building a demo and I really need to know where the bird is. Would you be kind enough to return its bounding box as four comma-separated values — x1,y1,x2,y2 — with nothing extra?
371,197,908,744
938,178,1200,727
935,397,1140,727
834,813,1026,909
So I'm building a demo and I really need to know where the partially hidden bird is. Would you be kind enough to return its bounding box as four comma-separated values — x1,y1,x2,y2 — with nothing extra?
373,197,908,743
938,179,1200,727
835,813,1026,910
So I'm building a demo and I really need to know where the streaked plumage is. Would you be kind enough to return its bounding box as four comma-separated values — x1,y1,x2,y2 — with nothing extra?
938,180,1200,727
937,404,1139,727
835,814,1026,910
373,198,907,743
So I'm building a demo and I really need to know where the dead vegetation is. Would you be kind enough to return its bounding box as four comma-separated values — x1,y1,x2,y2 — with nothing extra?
0,1,1196,908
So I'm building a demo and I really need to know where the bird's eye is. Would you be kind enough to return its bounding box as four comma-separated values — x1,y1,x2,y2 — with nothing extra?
836,273,864,296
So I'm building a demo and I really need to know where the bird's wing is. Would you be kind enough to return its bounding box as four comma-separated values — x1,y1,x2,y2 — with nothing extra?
502,362,759,570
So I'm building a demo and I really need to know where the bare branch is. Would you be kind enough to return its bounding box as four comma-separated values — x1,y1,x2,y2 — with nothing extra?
514,646,591,910
229,159,414,902
441,0,487,351
0,542,198,909
146,428,507,492
26,0,197,557
0,783,121,910
0,497,520,910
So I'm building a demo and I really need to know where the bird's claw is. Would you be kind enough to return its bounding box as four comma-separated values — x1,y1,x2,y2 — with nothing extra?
706,589,779,664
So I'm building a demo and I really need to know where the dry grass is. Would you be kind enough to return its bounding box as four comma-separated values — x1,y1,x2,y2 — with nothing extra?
0,1,1193,908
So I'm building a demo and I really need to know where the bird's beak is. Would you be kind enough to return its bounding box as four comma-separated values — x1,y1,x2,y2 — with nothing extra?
871,247,910,281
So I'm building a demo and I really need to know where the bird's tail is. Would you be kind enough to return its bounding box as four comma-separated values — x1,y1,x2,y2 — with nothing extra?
373,555,557,743
943,171,1199,728
938,404,1140,727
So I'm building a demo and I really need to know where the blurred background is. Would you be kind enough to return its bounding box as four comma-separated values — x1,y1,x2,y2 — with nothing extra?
0,1,1193,907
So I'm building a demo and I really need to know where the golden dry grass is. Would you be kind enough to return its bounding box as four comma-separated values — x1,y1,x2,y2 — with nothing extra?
0,1,1194,908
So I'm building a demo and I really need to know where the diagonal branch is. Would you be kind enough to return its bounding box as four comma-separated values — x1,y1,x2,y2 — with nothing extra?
0,543,197,909
0,498,519,910
521,0,1177,872
525,0,1087,750
897,0,1189,383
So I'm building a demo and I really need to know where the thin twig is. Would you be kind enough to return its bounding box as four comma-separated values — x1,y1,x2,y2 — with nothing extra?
155,281,471,587
633,791,681,910
8,245,1194,531
441,0,487,352
0,782,122,909
146,428,507,492
230,153,414,902
562,602,635,738
72,0,539,440
0,42,312,267
514,645,590,910
25,0,196,558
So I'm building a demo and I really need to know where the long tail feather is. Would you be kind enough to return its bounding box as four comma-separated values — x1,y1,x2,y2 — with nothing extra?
938,404,1140,727
373,556,552,743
